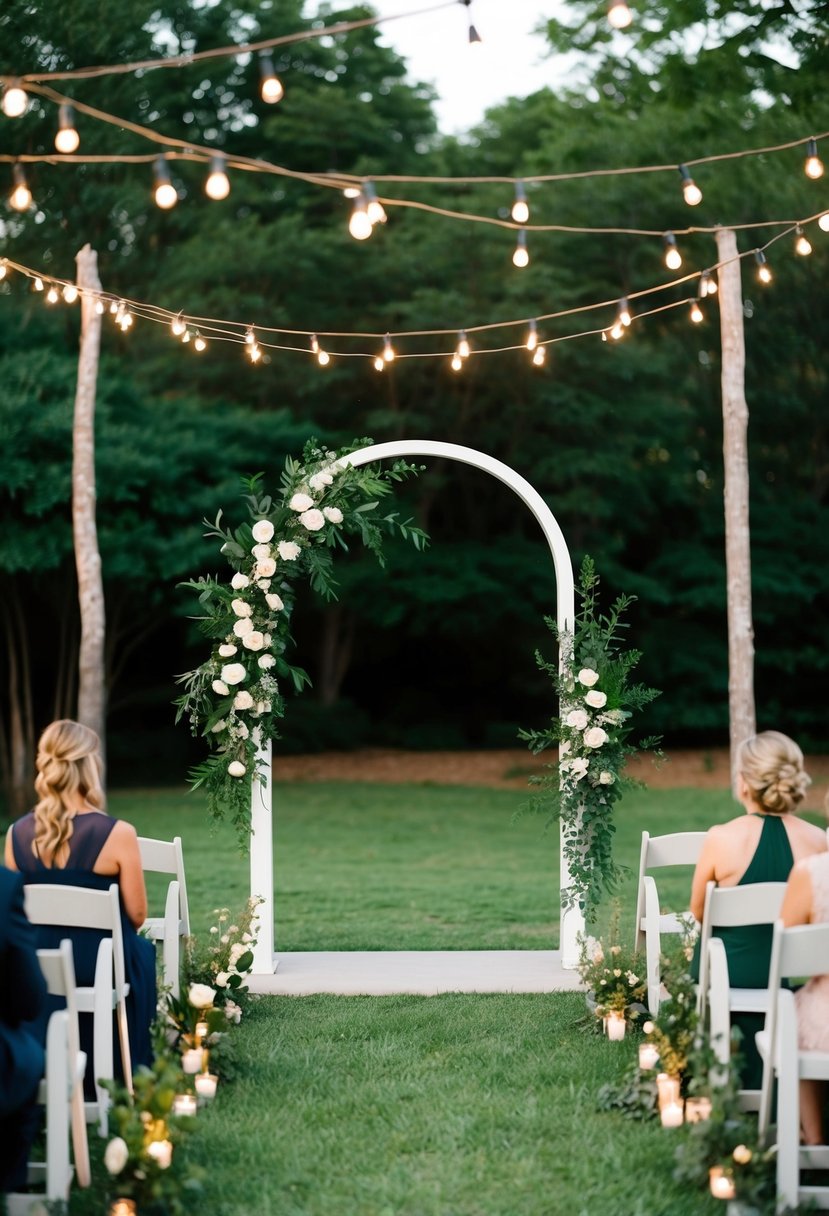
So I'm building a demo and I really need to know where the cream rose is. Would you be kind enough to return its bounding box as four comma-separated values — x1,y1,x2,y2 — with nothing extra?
565,709,589,731
252,519,275,543
309,471,334,491
252,543,272,560
188,983,216,1009
231,572,250,590
289,492,315,512
585,690,607,708
220,663,246,686
227,760,247,778
258,654,276,669
323,506,343,524
218,643,237,658
231,598,252,618
104,1136,129,1175
599,771,615,785
577,668,600,687
300,508,325,532
242,631,265,651
212,679,229,696
277,541,300,561
584,726,609,749
233,618,254,639
255,558,277,578
224,999,242,1024
265,592,284,611
234,690,254,710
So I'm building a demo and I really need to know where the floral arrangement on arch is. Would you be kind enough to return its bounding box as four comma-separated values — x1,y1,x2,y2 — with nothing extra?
176,438,426,842
521,556,661,917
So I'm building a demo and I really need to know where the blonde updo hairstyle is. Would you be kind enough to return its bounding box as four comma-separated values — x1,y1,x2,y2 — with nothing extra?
738,730,811,815
33,719,105,865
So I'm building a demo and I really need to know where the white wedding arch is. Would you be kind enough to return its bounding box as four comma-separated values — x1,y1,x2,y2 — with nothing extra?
248,439,581,974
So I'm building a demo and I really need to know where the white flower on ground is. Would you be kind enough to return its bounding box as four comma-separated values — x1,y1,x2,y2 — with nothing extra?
258,655,276,669
231,573,250,590
565,709,589,731
599,771,615,785
290,492,315,512
626,971,639,985
228,760,246,778
252,543,272,560
104,1136,129,1175
309,471,334,491
278,540,301,561
242,631,265,651
233,618,254,639
585,690,607,709
265,592,284,611
252,519,275,543
571,757,589,779
255,558,277,578
613,968,622,978
578,668,600,687
210,926,219,935
323,506,343,524
229,942,247,965
212,680,230,696
231,598,253,618
234,690,254,710
218,643,237,658
188,983,216,1009
225,1000,242,1024
215,971,230,988
300,508,325,532
584,726,609,749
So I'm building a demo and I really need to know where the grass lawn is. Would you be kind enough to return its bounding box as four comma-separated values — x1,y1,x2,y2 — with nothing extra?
44,778,747,1214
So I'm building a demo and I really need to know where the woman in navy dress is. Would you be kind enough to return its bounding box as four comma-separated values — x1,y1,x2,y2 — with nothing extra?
4,719,156,1088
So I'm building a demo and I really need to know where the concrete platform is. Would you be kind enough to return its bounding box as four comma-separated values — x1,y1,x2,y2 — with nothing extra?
248,950,586,996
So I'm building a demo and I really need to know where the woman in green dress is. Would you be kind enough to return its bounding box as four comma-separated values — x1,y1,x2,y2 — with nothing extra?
690,731,827,1087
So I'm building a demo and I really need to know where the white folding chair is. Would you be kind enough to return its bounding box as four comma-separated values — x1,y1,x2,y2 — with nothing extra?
138,835,190,998
633,830,706,1013
756,920,829,1211
24,883,132,1134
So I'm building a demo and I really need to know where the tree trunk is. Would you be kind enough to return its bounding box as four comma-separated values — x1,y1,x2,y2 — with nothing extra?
715,228,756,795
72,244,106,748
0,577,36,817
317,605,356,707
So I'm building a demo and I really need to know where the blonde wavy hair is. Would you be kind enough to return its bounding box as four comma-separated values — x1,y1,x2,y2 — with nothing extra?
33,719,105,865
738,730,811,815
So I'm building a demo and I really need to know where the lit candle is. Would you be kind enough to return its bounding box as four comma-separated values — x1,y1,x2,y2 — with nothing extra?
660,1101,684,1128
685,1096,713,1123
181,1048,204,1074
606,1011,626,1041
195,1072,219,1101
709,1166,736,1200
656,1072,681,1110
195,1020,209,1041
109,1201,137,1216
147,1139,173,1169
638,1043,660,1070
172,1093,198,1117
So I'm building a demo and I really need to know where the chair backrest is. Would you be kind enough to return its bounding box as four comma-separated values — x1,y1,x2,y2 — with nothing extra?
25,883,127,997
769,919,829,988
37,938,82,1068
634,830,707,946
702,880,788,931
138,835,190,935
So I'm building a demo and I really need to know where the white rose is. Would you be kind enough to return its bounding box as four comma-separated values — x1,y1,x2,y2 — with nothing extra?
231,598,253,618
211,719,226,733
323,506,343,523
229,942,246,964
265,592,284,611
236,722,250,739
258,580,271,591
212,680,229,696
231,573,249,590
278,541,300,561
252,519,275,543
188,983,216,1009
585,690,607,708
252,543,272,560
309,471,333,491
571,757,589,778
242,631,265,651
599,771,615,785
228,760,247,778
234,690,254,710
104,1136,129,1175
565,709,589,731
289,492,315,512
218,643,237,658
262,633,272,647
584,726,609,749
258,654,276,669
300,509,325,532
215,971,230,987
220,663,246,686
255,558,277,578
233,618,254,639
578,668,600,687
224,1000,242,1024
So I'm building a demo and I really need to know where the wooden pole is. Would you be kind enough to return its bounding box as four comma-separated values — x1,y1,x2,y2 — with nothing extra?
72,244,107,747
715,228,756,794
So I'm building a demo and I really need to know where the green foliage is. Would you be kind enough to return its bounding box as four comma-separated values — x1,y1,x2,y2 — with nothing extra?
577,903,648,1017
644,933,700,1079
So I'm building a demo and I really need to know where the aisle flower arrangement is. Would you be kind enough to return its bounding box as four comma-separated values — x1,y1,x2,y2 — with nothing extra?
578,907,647,1029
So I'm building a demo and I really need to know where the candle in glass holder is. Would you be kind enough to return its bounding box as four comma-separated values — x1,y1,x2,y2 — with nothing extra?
660,1100,684,1128
109,1201,137,1216
656,1072,681,1110
195,1072,219,1100
709,1166,736,1200
606,1011,626,1041
685,1096,713,1123
638,1043,659,1070
147,1139,173,1169
172,1093,198,1117
195,1019,209,1041
182,1047,204,1074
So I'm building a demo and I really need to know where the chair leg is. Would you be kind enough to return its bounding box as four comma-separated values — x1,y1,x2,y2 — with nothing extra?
775,995,801,1212
71,1052,91,1188
45,1012,71,1201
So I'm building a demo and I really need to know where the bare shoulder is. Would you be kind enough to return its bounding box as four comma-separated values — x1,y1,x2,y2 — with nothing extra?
108,818,139,845
792,816,829,850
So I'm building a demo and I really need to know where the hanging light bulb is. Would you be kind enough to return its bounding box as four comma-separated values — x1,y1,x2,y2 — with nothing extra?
804,138,824,180
245,325,256,346
117,306,133,330
451,352,463,371
754,249,772,284
456,330,470,359
348,193,372,240
512,229,529,268
62,283,78,304
525,319,538,351
373,355,384,372
153,157,177,209
532,344,546,366
46,284,59,304
0,261,7,281
248,342,262,363
511,181,529,225
363,181,387,226
663,232,682,270
94,298,105,315
383,334,395,362
54,103,80,154
171,312,186,337
607,1,633,29
259,54,284,104
310,335,330,365
617,297,632,327
9,164,32,211
819,211,829,232
108,299,119,314
181,329,191,344
689,300,704,324
2,80,28,118
678,164,702,206
205,154,230,201
609,320,625,340
795,226,812,256
32,277,44,292
699,269,718,297
194,332,207,352
342,185,361,199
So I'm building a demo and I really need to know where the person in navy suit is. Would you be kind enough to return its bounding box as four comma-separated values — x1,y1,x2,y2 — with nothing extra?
0,863,47,1192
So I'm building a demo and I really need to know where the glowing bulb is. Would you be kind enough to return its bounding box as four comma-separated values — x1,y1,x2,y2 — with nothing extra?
194,333,207,352
525,320,538,351
245,326,256,345
9,164,31,211
342,186,361,199
373,356,384,372
663,232,682,270
205,154,230,201
805,138,824,180
819,212,829,232
171,312,186,337
689,300,704,324
364,181,386,226
678,164,702,206
0,262,6,280
62,283,78,304
46,285,59,304
699,270,717,297
33,277,43,291
383,334,395,362
181,330,191,344
755,250,772,284
109,300,119,314
349,194,372,240
317,349,330,366
607,1,632,28
512,230,529,268
451,352,463,371
2,82,28,118
310,334,320,354
795,227,812,256
457,331,470,359
249,343,262,363
609,321,624,340
153,158,177,209
511,181,529,225
94,299,105,314
55,103,79,154
532,345,546,366
617,297,632,327
259,55,284,104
